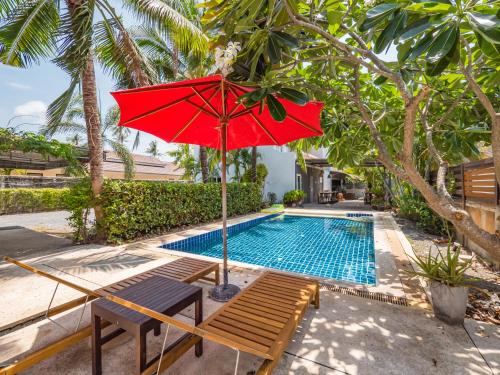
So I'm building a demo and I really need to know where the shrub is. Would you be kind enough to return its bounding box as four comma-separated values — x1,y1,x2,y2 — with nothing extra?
396,194,450,236
68,180,262,243
241,163,268,185
283,189,305,205
0,188,69,214
64,179,94,242
267,192,277,205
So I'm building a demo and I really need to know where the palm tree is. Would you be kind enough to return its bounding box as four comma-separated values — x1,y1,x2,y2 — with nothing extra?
0,0,207,236
41,96,136,179
146,140,161,158
168,144,199,180
133,21,214,182
199,146,209,183
251,147,258,182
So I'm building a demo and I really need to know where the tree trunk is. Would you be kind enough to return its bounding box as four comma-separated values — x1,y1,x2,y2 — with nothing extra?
199,146,209,183
251,146,257,182
81,52,105,238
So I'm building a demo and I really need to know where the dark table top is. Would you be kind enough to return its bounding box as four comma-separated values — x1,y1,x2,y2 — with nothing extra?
92,275,202,325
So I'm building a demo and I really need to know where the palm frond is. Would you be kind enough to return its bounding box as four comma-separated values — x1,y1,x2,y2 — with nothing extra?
132,26,178,81
102,105,120,132
41,119,87,138
108,139,135,179
132,130,141,150
0,0,22,19
94,6,156,88
53,0,94,75
45,77,79,136
122,0,207,57
0,0,59,67
64,94,84,122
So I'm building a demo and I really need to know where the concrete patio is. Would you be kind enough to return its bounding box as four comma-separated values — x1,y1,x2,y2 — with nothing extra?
0,205,498,374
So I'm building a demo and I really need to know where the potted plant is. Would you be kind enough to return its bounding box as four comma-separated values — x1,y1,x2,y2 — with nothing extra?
408,243,474,325
283,189,305,207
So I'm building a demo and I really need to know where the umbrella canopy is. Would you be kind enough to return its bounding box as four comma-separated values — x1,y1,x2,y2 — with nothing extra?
111,75,323,150
112,74,323,301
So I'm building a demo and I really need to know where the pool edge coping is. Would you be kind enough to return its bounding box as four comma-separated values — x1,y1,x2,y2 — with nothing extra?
155,210,407,297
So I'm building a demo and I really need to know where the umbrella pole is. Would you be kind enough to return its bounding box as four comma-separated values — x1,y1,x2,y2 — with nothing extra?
211,118,241,302
221,121,228,287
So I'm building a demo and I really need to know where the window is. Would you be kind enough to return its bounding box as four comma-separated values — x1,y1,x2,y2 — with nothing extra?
296,174,302,190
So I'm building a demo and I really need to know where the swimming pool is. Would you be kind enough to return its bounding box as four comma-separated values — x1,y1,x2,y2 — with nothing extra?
162,214,376,285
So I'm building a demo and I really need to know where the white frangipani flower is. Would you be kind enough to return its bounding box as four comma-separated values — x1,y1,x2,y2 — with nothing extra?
214,42,241,77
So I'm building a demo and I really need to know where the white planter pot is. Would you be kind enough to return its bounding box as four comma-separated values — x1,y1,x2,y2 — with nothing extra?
430,281,468,325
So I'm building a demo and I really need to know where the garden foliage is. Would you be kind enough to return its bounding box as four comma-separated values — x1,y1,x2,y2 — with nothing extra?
283,189,305,205
68,180,262,243
396,193,450,237
0,188,69,215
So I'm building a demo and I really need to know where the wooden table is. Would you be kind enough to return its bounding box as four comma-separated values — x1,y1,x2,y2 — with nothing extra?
91,276,203,375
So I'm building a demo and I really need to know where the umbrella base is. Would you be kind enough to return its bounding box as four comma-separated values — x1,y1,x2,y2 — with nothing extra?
211,284,241,302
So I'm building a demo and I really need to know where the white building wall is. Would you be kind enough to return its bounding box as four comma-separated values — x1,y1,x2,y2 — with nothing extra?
259,146,296,202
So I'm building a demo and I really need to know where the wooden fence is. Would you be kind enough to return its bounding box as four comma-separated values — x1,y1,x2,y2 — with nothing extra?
448,158,499,207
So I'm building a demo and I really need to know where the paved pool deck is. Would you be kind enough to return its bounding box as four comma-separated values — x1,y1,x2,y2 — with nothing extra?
0,204,498,374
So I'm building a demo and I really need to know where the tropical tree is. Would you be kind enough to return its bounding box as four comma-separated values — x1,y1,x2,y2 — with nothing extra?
133,21,214,182
145,140,162,158
41,96,136,179
202,0,500,261
199,145,210,182
0,0,207,235
168,144,199,180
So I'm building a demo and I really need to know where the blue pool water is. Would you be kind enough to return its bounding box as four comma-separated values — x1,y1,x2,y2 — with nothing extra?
162,215,375,285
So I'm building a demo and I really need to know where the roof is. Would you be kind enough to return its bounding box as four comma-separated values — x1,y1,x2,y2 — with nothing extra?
302,154,384,168
103,151,184,176
0,148,89,170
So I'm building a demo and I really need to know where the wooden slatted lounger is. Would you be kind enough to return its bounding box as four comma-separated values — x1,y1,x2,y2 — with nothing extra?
126,270,320,375
199,271,319,375
2,258,318,375
0,256,219,375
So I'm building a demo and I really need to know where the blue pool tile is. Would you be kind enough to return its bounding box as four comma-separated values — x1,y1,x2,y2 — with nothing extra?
161,214,376,285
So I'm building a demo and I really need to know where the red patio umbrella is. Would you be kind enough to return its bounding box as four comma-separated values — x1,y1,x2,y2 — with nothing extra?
112,74,323,301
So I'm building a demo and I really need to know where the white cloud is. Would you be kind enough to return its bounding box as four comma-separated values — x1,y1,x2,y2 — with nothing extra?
14,100,47,120
8,82,32,90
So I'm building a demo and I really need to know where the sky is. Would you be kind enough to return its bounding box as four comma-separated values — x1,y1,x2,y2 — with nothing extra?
0,6,398,162
0,2,179,161
0,61,179,159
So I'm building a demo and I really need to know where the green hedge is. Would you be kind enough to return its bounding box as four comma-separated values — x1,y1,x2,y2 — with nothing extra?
99,180,262,243
0,188,69,215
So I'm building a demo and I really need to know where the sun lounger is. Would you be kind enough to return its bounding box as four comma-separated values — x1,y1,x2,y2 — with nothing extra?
142,271,319,375
2,258,318,375
0,256,219,375
199,271,320,374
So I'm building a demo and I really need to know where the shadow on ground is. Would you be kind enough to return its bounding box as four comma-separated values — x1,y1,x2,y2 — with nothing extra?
1,285,495,375
0,226,72,260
